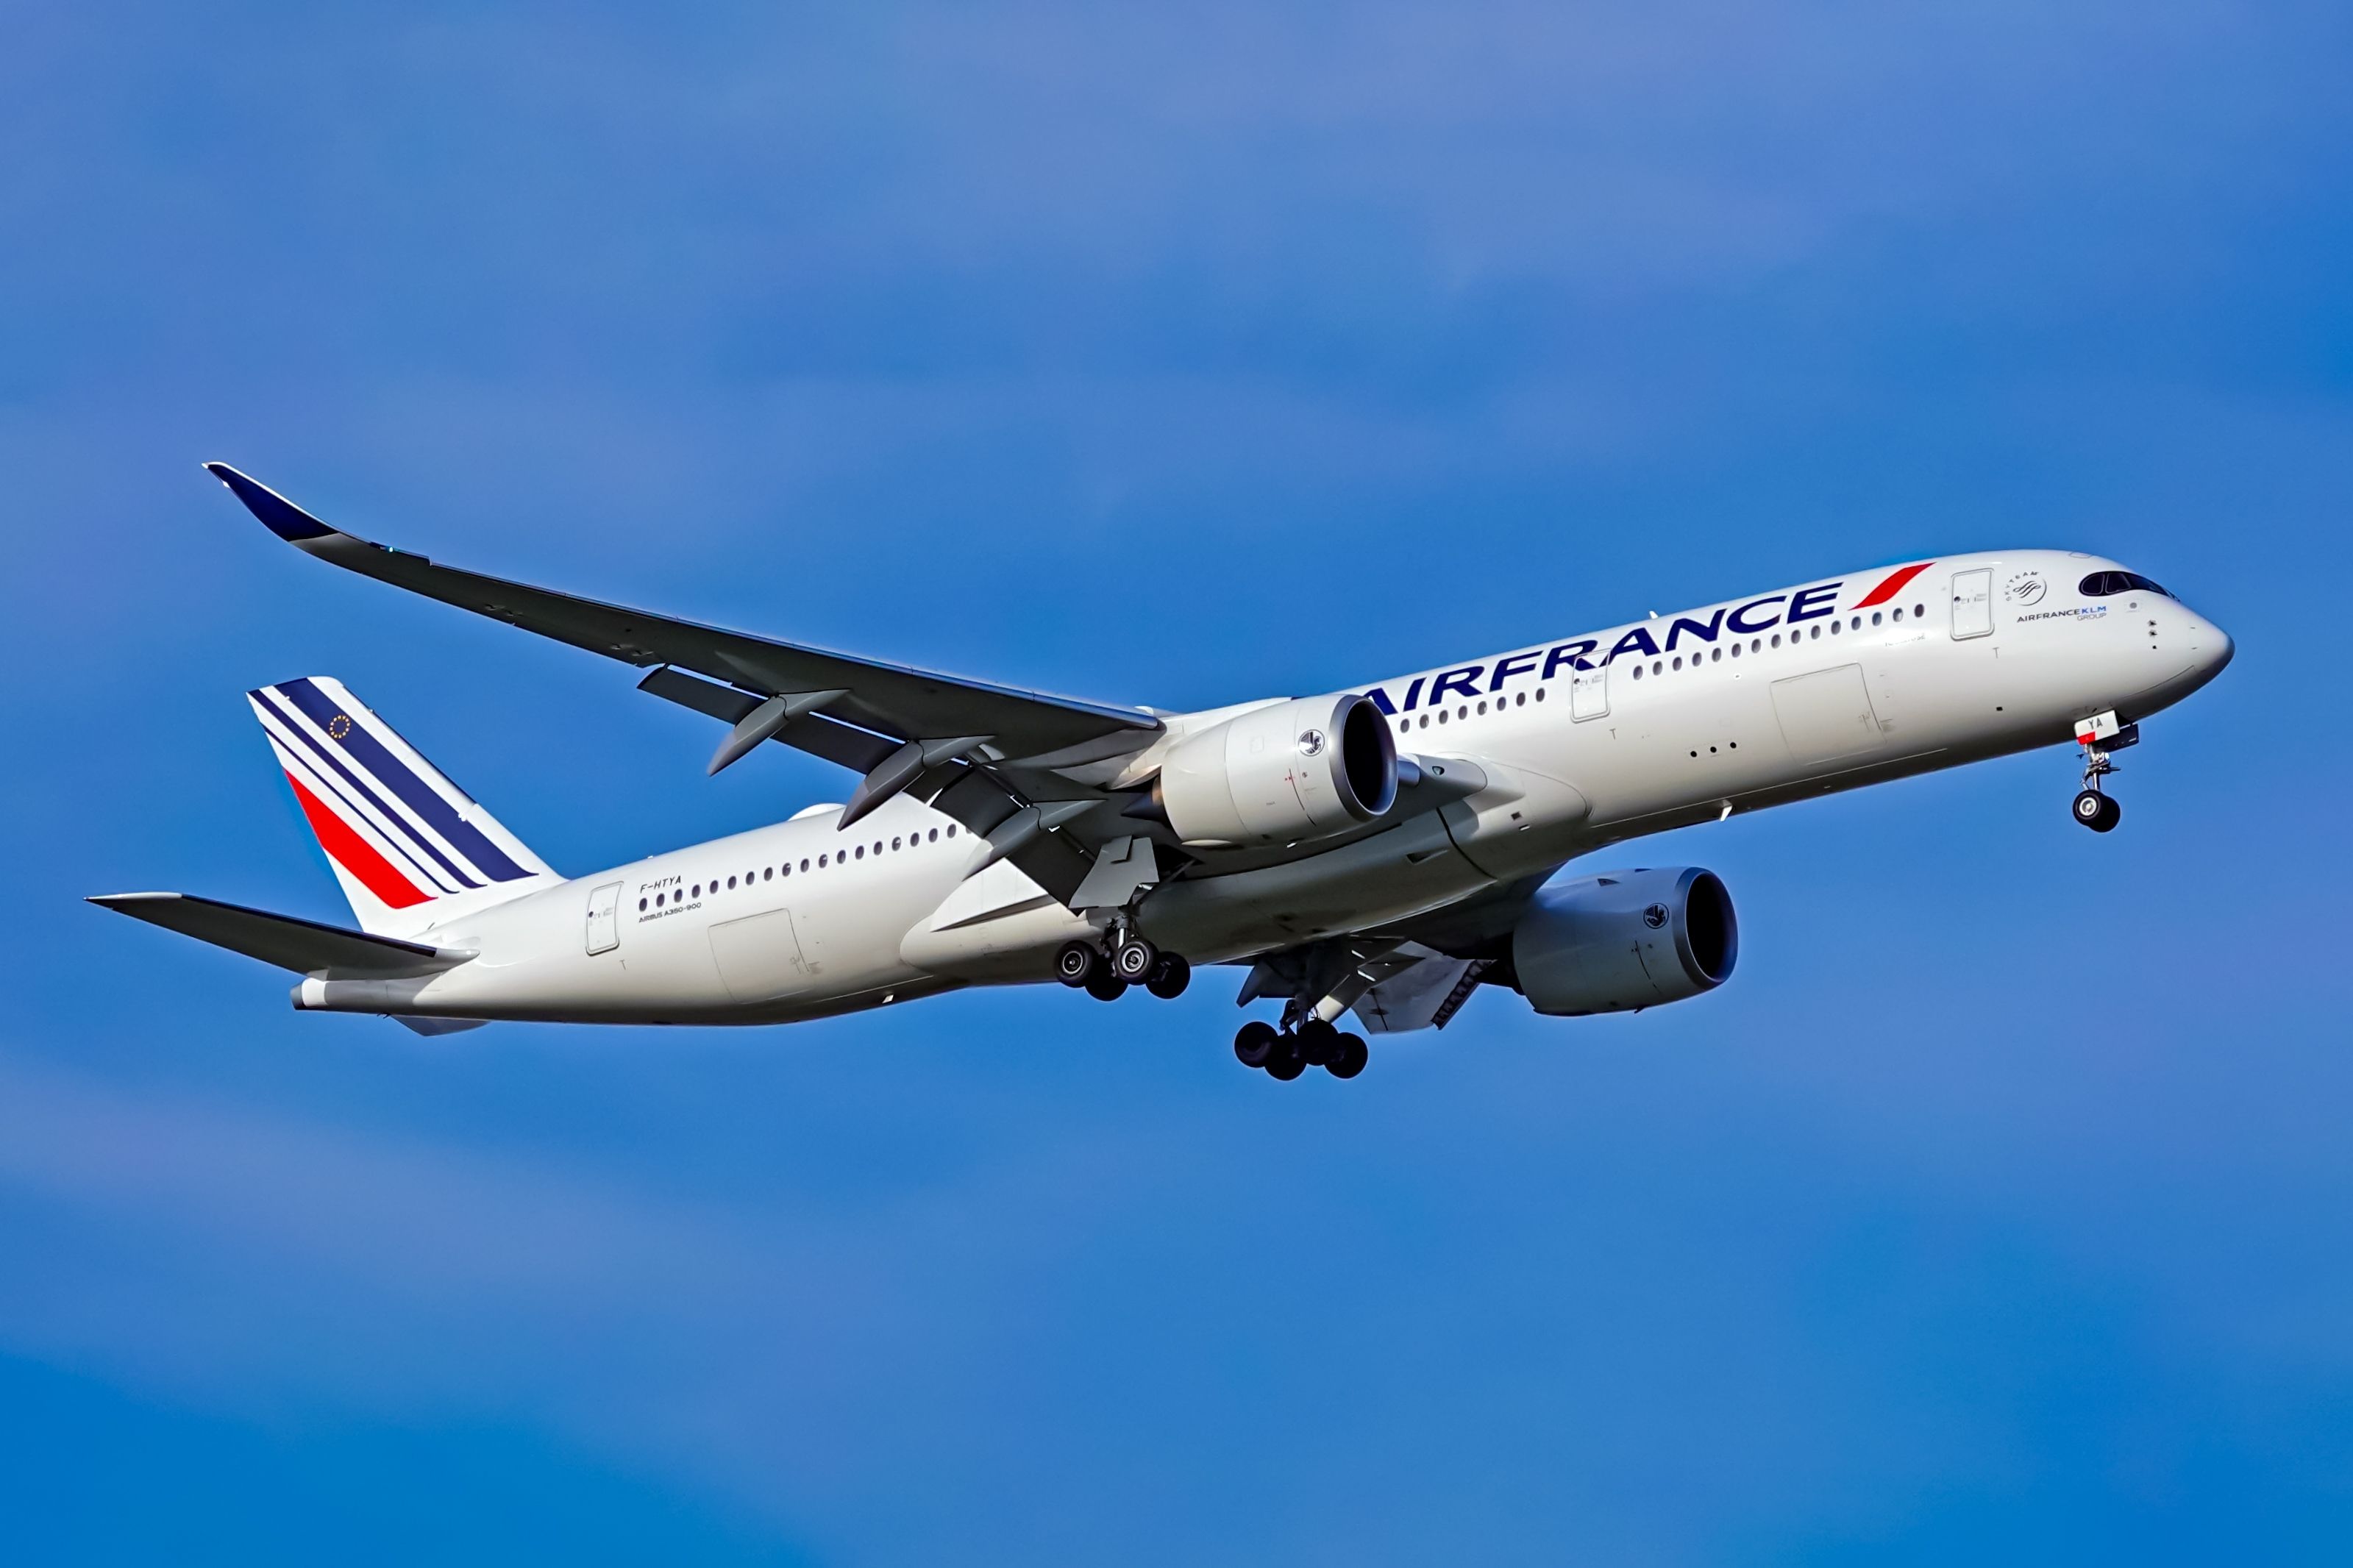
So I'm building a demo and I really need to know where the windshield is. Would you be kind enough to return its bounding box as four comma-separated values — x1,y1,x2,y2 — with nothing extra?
2079,570,2171,599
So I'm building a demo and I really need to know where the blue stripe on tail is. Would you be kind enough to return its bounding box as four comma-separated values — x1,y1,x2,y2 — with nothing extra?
274,680,533,884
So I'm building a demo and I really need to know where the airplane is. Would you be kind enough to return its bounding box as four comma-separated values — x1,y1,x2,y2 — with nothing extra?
92,465,2235,1080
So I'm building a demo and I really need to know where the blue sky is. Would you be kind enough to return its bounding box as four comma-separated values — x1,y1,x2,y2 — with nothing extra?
5,1,2351,1561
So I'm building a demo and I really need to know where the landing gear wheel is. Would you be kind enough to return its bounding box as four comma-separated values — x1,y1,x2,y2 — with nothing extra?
2073,790,2121,833
1145,953,1192,1000
1055,941,1100,988
1083,969,1128,1002
1265,1039,1307,1081
1327,1033,1369,1079
1295,1016,1339,1067
1234,1020,1278,1068
1111,936,1158,984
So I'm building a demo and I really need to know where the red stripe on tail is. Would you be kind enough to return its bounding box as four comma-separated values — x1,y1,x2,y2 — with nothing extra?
285,772,431,909
1855,561,1934,609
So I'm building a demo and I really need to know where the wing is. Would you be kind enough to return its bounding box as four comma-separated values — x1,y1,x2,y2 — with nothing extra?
205,465,1161,766
207,465,1165,902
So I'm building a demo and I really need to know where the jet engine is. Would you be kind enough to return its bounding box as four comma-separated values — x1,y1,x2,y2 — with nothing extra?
1155,694,1398,849
1509,866,1737,1015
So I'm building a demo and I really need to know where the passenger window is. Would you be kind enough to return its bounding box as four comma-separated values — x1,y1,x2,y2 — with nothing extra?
656,892,665,907
928,828,939,842
1672,656,1682,671
1712,648,1722,662
1890,608,1902,622
1632,666,1644,680
1651,660,1662,675
691,883,700,898
819,855,828,868
1850,616,1860,630
763,866,773,880
946,825,957,838
1829,621,1841,635
1730,644,1742,658
1535,688,1545,701
1770,634,1781,647
727,875,736,890
1437,710,1448,724
892,837,902,850
1912,603,1924,618
854,845,864,860
638,897,647,911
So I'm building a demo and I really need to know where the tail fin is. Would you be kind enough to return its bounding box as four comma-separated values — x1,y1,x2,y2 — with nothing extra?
248,676,559,939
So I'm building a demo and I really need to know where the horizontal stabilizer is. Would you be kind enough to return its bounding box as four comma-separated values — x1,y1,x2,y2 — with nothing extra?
88,892,471,976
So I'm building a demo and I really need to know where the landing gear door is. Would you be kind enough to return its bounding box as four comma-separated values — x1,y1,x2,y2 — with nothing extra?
1951,568,1994,640
1570,664,1609,721
585,880,622,955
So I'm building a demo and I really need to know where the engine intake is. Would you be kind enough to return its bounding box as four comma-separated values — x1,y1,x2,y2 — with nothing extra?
1510,866,1737,1016
1157,694,1398,849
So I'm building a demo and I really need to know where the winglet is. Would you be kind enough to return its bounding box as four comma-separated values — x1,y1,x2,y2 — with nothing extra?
203,463,338,542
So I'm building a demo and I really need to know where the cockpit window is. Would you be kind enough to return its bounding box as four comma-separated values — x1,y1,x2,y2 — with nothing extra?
2080,570,2171,599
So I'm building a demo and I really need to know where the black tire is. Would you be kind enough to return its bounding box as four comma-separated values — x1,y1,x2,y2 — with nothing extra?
2073,790,2107,828
1296,1016,1339,1067
1145,953,1192,1000
1056,940,1100,987
1084,969,1128,1002
2093,796,2122,833
1234,1020,1278,1068
1328,1033,1368,1079
1266,1043,1306,1081
1112,938,1158,983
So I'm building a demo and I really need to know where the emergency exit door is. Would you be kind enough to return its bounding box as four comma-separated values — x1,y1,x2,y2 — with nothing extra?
585,880,622,955
1951,569,1994,639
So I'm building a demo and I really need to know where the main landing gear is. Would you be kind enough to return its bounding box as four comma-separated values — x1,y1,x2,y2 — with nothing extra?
1234,1017,1369,1082
2071,714,2138,833
1057,937,1190,1003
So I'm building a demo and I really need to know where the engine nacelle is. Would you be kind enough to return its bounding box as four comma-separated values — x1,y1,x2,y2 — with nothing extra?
1157,694,1398,849
1510,866,1738,1016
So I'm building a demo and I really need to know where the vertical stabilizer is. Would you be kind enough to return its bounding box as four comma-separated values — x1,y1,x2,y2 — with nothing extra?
247,676,559,939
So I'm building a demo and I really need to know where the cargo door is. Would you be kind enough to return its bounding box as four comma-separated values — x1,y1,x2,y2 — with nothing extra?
1770,664,1886,765
585,880,622,955
708,908,809,1002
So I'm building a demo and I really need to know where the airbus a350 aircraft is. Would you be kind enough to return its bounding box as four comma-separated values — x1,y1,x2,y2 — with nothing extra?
95,466,2233,1080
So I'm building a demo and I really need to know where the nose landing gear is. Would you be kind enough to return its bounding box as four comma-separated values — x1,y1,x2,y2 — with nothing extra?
2070,711,2137,833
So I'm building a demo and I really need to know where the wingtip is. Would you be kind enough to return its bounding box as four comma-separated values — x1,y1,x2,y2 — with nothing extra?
204,463,338,543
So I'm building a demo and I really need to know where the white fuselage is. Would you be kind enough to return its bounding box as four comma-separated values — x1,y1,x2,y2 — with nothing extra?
297,551,2231,1025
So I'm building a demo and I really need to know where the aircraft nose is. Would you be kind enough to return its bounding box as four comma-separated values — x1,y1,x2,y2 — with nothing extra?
2203,619,2236,676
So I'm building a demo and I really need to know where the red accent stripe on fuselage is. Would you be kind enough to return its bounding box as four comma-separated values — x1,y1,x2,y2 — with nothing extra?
1854,561,1934,609
285,771,431,909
